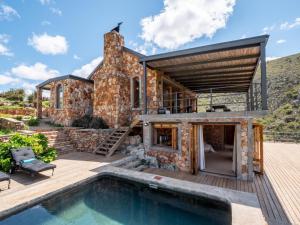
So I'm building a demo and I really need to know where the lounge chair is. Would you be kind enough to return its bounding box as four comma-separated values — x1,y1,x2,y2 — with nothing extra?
0,171,10,190
10,147,56,177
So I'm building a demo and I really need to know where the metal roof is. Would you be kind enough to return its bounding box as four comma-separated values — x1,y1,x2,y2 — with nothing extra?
141,35,269,93
37,75,93,90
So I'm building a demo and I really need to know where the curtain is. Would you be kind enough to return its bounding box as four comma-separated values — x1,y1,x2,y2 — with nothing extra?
199,125,205,170
232,126,237,172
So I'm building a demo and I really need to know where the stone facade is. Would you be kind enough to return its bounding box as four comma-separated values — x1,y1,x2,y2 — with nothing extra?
143,114,254,180
92,31,144,127
47,79,93,126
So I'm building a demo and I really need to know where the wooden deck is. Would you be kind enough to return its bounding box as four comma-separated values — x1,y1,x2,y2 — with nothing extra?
0,152,124,200
145,142,299,225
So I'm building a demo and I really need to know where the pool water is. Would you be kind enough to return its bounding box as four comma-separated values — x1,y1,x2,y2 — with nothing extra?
0,176,231,225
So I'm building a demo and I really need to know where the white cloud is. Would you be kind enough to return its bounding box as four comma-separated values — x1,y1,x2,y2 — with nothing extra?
140,0,236,49
280,18,300,30
28,33,68,55
22,82,37,94
72,57,102,78
266,56,280,61
39,0,52,5
73,54,81,60
0,74,19,85
11,62,60,81
0,34,10,44
0,34,13,57
276,39,286,44
129,41,156,55
0,4,20,21
41,20,51,26
50,7,62,16
262,24,275,34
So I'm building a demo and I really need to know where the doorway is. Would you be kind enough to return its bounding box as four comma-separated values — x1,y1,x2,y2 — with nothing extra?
191,124,237,176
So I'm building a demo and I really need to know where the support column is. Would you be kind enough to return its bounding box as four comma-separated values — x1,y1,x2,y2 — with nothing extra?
36,87,42,119
260,42,268,110
143,61,148,114
250,82,254,111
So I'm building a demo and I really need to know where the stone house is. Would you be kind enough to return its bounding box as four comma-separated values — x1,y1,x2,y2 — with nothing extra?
37,29,268,180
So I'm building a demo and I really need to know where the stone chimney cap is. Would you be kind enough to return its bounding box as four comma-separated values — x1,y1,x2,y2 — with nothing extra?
110,22,123,33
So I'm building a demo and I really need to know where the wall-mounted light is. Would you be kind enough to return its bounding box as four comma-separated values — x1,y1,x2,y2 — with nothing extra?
144,122,149,127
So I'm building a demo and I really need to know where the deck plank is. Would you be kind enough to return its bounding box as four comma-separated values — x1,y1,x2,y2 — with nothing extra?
144,142,299,225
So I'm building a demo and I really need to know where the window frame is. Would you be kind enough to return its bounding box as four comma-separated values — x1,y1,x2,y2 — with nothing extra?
56,83,64,109
130,76,142,110
151,123,179,151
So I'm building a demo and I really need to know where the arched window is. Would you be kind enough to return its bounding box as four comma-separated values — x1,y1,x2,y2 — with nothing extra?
131,77,141,108
56,84,63,109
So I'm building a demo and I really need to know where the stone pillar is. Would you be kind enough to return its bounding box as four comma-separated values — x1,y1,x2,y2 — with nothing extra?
36,87,42,119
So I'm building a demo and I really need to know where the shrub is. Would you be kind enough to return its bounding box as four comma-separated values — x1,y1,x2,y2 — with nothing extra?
72,115,108,129
27,117,39,126
89,117,109,129
15,115,23,121
0,133,57,172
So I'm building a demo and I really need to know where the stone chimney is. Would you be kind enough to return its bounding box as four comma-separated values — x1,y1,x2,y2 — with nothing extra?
93,30,130,128
102,31,124,75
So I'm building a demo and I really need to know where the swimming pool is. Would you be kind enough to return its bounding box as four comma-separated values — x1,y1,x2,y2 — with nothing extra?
0,176,231,225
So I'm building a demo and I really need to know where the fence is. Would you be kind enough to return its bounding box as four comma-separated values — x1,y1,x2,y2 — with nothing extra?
264,131,300,143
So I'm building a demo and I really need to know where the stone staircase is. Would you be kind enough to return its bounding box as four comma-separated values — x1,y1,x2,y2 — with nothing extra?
39,130,76,155
93,119,142,157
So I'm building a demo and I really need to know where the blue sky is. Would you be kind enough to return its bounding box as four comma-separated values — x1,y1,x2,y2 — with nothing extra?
0,0,300,94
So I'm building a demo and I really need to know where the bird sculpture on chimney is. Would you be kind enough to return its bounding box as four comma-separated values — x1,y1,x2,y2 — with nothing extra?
111,22,123,33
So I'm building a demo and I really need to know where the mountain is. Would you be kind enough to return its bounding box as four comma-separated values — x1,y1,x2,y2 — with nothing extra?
255,53,300,133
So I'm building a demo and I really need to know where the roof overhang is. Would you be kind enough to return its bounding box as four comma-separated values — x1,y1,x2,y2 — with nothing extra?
37,75,93,90
140,35,269,93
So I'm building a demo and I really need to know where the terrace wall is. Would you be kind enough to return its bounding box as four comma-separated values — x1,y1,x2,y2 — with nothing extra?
68,128,113,153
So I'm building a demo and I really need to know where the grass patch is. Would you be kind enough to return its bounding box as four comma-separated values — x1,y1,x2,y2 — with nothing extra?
0,128,13,135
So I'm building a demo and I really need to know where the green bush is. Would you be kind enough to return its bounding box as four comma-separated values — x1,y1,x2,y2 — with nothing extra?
15,115,23,121
0,133,57,172
72,115,108,129
27,117,39,126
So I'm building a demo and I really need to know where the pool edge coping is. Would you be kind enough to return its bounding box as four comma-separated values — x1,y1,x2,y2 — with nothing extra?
0,165,266,225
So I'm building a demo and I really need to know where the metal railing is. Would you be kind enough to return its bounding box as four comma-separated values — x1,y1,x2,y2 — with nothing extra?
146,83,263,114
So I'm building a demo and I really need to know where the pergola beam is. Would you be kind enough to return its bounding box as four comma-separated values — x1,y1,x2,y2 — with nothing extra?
153,53,260,70
172,72,253,81
179,78,252,84
166,63,256,76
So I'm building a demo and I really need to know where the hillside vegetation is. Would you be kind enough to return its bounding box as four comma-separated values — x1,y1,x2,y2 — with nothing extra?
255,53,300,133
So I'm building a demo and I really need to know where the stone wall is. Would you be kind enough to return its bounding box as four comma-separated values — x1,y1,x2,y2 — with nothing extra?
93,31,144,128
0,108,35,116
68,128,113,153
0,117,25,130
47,79,93,126
204,125,224,150
143,115,254,180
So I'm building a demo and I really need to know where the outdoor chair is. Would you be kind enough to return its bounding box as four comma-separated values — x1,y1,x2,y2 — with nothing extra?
10,147,56,177
0,171,10,190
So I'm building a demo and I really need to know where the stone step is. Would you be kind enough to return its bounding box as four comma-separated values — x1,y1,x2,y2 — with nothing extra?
122,160,142,169
133,164,148,171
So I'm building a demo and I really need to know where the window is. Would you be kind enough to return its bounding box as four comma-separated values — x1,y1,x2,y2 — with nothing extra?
131,77,141,108
56,84,63,109
152,123,178,150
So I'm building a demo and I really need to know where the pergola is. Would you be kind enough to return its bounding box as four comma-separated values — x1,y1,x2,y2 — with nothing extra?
140,35,269,114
